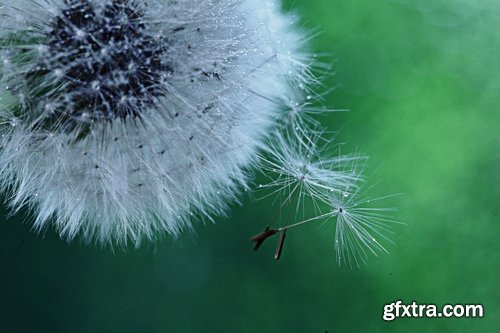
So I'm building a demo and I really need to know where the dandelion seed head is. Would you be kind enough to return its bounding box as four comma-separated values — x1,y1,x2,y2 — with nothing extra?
0,0,313,246
1,0,398,261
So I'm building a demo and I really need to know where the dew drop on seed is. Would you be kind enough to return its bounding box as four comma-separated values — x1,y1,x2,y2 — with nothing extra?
75,29,85,38
54,69,63,79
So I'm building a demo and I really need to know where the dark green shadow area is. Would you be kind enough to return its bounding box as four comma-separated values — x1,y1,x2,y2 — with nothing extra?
1,0,499,332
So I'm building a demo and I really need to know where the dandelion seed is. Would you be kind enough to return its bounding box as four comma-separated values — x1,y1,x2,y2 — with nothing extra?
274,229,287,260
269,182,400,266
250,226,278,251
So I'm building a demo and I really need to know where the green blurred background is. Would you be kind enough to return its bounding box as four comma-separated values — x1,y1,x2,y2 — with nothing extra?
1,0,499,332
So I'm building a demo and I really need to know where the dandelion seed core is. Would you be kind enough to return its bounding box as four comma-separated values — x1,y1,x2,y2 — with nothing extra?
43,0,172,124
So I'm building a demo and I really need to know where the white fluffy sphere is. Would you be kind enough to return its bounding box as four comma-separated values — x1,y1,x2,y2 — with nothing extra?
0,0,313,245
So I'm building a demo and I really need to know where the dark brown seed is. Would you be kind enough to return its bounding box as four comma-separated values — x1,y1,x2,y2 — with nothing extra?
250,226,278,251
274,229,287,260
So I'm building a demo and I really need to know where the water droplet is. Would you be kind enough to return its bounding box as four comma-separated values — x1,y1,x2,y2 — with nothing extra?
54,69,64,79
76,29,85,38
91,81,100,91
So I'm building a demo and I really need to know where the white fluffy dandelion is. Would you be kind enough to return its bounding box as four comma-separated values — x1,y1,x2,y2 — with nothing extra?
0,0,316,245
0,0,396,258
